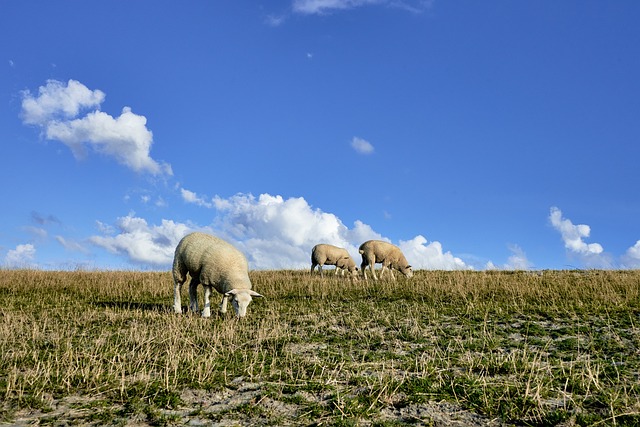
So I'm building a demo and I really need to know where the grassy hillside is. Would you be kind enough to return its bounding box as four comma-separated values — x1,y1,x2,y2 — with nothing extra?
1,269,639,426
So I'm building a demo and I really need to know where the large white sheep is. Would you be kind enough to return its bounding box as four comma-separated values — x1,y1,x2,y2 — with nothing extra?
172,232,263,318
310,244,358,277
359,240,413,280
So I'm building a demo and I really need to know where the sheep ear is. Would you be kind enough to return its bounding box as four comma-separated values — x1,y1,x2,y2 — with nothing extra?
249,290,264,298
225,289,238,297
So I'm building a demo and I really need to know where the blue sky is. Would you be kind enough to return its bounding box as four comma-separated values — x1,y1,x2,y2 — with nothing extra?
2,1,639,271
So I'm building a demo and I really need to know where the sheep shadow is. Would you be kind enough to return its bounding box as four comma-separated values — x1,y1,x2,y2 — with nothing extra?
92,300,170,313
92,301,232,318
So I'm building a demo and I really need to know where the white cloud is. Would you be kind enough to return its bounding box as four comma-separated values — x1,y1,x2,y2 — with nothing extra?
21,79,105,125
621,240,640,269
503,244,533,270
4,244,36,268
351,136,374,155
265,14,287,26
181,188,213,208
292,0,430,15
21,79,171,176
95,220,116,235
210,192,468,270
23,226,48,240
399,235,472,270
89,192,470,271
211,193,366,268
89,214,191,266
55,236,90,253
549,207,603,255
549,207,614,268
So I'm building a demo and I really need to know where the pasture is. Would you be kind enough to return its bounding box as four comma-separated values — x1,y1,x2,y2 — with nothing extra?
1,269,639,426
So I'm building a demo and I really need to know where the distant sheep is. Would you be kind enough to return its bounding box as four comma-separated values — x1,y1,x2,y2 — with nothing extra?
359,240,413,280
172,232,263,318
310,244,358,278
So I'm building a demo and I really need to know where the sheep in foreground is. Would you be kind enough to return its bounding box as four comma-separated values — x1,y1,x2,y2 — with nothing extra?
172,232,263,318
310,244,358,277
359,240,413,280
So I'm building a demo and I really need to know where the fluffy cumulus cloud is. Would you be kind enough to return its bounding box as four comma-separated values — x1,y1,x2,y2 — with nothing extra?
399,236,472,270
549,207,614,268
180,188,213,208
21,79,105,125
89,191,472,270
21,79,171,176
181,192,471,270
89,214,190,266
351,136,374,155
210,193,370,269
4,244,36,268
622,241,640,269
549,207,603,255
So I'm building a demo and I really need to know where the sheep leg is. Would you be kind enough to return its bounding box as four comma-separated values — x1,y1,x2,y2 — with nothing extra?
202,285,212,318
361,260,369,280
310,263,317,274
380,264,396,280
219,294,229,314
369,262,378,280
188,277,200,314
173,280,183,314
385,266,396,281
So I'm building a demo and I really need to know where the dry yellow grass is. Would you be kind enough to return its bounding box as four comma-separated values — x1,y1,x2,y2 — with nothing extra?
1,269,639,425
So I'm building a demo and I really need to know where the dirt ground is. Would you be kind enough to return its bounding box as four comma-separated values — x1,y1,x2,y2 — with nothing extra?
7,379,511,426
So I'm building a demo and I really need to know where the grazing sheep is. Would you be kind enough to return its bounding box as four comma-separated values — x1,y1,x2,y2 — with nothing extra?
172,232,263,318
310,244,358,278
359,240,413,280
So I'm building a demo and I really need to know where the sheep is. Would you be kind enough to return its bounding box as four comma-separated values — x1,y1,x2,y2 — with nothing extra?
310,244,359,278
359,240,413,280
172,232,263,318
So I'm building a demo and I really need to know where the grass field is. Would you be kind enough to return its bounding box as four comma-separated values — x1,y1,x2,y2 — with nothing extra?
1,269,639,426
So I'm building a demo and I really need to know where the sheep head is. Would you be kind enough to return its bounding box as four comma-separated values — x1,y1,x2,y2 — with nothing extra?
400,265,414,278
225,289,263,317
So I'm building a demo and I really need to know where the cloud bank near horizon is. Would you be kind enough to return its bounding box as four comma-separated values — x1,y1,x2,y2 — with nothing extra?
80,191,474,271
3,244,36,269
21,79,172,176
6,194,640,271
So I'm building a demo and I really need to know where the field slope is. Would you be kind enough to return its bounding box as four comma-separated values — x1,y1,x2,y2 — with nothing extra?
1,269,639,426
